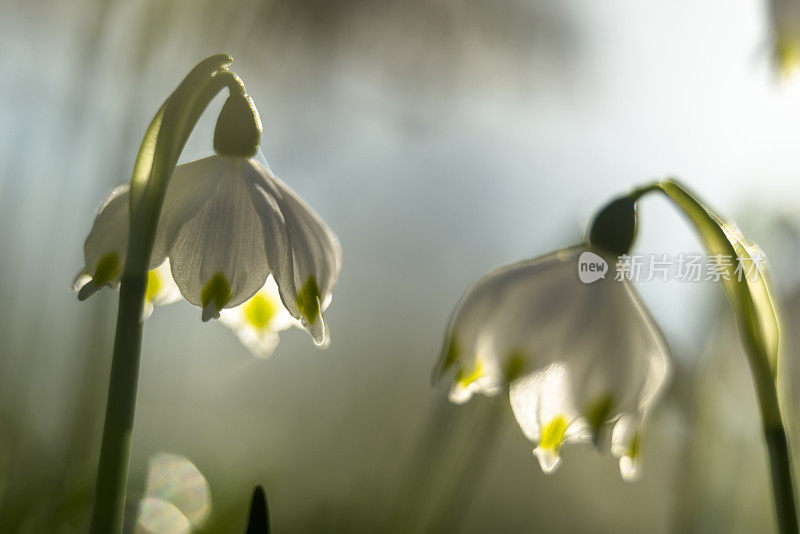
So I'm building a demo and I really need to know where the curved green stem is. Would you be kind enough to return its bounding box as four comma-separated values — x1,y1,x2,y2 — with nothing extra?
634,178,797,533
88,54,244,534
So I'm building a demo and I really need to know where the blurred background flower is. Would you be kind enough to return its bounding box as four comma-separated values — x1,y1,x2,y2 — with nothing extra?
2,0,800,532
135,453,211,534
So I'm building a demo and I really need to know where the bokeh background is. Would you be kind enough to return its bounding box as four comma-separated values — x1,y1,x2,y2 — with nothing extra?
3,0,800,532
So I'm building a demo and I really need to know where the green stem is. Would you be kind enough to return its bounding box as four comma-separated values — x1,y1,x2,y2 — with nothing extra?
765,422,798,534
87,55,245,534
632,179,798,533
87,273,146,533
749,351,798,534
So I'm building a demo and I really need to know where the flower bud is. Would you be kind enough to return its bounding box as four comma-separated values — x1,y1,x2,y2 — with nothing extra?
214,93,262,158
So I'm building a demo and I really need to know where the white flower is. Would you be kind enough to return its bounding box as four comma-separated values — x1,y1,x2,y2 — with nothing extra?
437,246,670,479
74,154,341,348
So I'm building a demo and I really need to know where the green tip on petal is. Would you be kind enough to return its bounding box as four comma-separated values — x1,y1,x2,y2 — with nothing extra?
201,272,231,322
433,335,460,386
295,275,321,325
78,252,122,301
588,195,638,256
628,431,641,461
504,350,526,382
584,394,615,444
93,252,122,286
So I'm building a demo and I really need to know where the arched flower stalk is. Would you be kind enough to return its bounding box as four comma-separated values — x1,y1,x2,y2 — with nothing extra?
629,179,796,533
76,55,341,533
436,246,671,479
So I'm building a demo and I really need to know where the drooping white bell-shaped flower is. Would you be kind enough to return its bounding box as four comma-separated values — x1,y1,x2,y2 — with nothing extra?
74,154,341,349
437,245,670,479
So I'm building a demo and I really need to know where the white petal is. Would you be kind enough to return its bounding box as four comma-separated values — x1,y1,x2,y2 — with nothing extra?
565,276,671,421
168,159,269,317
611,414,644,482
152,156,228,263
219,276,297,357
78,181,173,299
437,248,585,389
446,336,505,401
509,362,585,444
533,446,562,474
618,456,640,482
246,158,342,346
79,184,130,294
511,363,591,475
447,384,474,405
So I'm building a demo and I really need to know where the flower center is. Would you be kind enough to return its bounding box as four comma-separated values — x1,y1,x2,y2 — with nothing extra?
243,292,276,330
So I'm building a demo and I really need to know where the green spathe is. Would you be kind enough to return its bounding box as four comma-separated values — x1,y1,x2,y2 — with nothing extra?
588,195,638,257
214,93,262,158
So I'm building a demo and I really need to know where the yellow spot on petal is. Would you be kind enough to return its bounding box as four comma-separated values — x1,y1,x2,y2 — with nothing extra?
777,36,800,79
456,360,483,388
296,275,321,324
540,416,568,452
201,272,231,311
93,252,121,286
243,292,276,330
145,269,162,303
